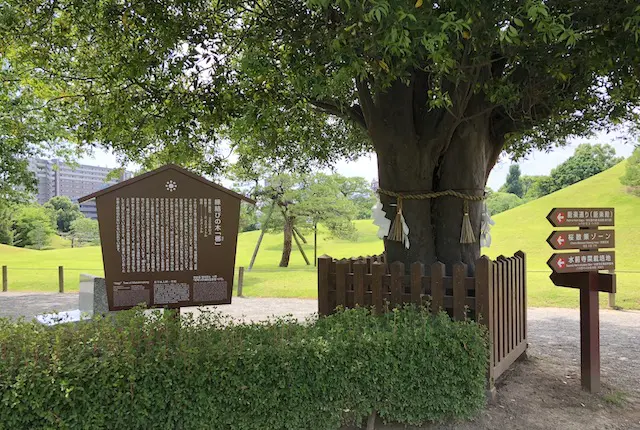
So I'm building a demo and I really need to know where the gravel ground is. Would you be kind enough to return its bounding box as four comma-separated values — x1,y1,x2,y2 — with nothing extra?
1,293,639,429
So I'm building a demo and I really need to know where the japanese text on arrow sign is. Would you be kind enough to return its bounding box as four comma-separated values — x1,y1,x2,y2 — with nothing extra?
547,251,615,274
547,208,614,227
546,230,615,250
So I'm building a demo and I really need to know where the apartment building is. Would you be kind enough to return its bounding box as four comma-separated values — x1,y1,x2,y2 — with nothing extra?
29,159,133,219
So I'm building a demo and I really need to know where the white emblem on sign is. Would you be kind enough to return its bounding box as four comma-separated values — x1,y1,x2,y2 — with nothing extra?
165,180,177,192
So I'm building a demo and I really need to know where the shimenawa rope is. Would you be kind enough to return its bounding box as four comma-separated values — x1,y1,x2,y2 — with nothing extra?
377,188,485,245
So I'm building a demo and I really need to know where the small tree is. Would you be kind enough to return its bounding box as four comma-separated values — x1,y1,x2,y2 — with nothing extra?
486,192,524,215
621,146,640,196
27,223,52,250
44,196,83,233
0,201,15,245
502,165,524,198
249,173,360,267
12,205,56,248
69,217,100,247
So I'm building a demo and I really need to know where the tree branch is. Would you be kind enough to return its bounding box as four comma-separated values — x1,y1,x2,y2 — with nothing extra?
309,99,367,130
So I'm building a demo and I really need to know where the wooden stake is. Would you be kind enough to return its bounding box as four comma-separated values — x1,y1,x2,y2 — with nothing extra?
248,201,276,271
58,266,64,293
237,267,244,297
314,223,317,267
2,266,7,292
292,227,310,265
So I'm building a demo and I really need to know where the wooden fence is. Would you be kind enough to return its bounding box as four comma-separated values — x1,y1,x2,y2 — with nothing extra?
317,251,527,389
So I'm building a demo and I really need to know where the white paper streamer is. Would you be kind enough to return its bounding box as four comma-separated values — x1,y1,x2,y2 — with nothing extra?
480,202,495,248
372,197,391,240
371,197,410,249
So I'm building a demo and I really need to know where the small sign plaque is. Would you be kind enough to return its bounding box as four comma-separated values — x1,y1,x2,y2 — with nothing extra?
547,251,615,274
546,229,615,250
546,208,614,227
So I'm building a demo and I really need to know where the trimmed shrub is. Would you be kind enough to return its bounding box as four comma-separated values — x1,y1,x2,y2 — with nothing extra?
0,307,488,429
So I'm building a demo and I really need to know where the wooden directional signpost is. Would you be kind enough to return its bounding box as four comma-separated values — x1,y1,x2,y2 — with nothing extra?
546,208,616,393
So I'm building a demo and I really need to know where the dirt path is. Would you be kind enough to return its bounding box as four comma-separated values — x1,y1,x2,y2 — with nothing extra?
1,294,639,429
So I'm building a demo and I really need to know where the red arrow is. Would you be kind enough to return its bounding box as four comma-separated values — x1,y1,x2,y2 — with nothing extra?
556,212,565,224
556,257,566,268
556,235,565,247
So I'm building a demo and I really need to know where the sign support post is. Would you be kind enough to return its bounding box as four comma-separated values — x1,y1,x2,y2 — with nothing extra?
546,207,616,393
580,271,600,392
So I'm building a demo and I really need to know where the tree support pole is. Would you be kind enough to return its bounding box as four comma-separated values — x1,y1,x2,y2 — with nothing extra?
248,201,276,271
292,227,310,265
293,226,307,244
314,223,317,267
580,272,600,393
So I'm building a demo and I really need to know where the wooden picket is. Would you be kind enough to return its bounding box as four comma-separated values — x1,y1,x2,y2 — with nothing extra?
317,251,528,392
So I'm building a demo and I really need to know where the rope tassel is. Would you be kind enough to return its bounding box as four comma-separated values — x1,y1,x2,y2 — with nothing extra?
460,200,476,244
387,197,404,242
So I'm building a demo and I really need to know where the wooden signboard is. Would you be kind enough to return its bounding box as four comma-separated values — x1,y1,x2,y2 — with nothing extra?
79,164,255,311
547,251,615,273
546,230,615,250
546,207,616,394
546,208,614,227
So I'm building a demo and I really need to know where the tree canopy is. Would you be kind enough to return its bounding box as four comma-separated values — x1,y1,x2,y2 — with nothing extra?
2,0,640,267
44,196,83,232
620,145,640,196
502,165,523,197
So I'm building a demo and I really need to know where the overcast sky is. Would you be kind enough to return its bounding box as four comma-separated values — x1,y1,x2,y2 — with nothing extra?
80,130,636,191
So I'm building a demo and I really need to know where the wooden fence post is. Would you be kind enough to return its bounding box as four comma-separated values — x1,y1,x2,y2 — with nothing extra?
371,262,385,314
335,259,349,308
353,261,366,306
430,262,445,314
317,255,332,316
475,256,495,399
2,266,7,292
58,266,64,293
410,262,424,306
237,267,244,297
452,262,467,321
389,261,404,308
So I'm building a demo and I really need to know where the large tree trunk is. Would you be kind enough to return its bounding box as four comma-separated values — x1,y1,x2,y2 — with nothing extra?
366,80,497,275
279,216,294,267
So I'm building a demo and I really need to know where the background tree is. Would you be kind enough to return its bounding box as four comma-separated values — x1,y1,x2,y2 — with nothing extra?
69,217,100,247
242,172,361,267
0,202,15,245
3,0,640,270
486,192,524,216
547,144,622,192
12,205,56,249
332,176,376,220
620,145,640,197
521,175,551,199
501,165,524,198
1,58,79,199
44,196,83,233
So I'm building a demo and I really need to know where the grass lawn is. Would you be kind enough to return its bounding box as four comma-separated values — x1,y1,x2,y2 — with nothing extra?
1,161,638,309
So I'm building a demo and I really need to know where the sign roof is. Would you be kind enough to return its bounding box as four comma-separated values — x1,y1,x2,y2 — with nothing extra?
78,164,255,204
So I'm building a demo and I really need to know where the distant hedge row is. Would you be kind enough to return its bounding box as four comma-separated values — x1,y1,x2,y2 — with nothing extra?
0,307,488,430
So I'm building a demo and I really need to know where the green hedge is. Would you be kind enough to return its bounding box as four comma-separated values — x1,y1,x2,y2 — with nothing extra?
0,307,488,429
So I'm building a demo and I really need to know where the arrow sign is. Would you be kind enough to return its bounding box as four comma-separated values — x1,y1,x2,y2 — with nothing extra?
547,208,614,227
547,251,615,273
546,230,615,250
